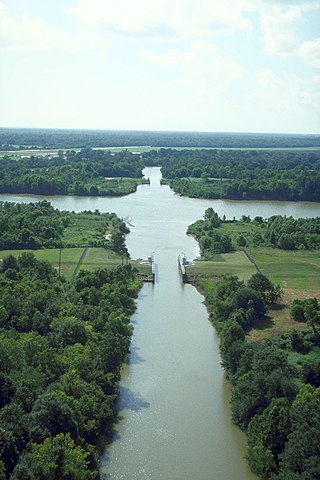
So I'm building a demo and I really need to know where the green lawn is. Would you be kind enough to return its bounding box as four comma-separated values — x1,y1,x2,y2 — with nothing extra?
0,247,152,280
80,248,152,275
0,248,84,280
186,251,256,281
248,248,320,289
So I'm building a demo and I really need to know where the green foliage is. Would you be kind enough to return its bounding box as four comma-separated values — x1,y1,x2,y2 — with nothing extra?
198,269,320,479
149,148,320,202
0,201,128,251
0,251,141,477
247,273,281,307
290,299,320,345
277,386,320,479
247,398,291,476
11,433,96,480
0,148,144,196
188,210,320,256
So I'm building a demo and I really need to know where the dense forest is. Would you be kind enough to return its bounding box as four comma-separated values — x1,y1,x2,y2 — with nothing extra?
198,273,320,479
144,149,320,202
0,128,319,149
0,149,145,196
0,201,128,253
0,252,142,479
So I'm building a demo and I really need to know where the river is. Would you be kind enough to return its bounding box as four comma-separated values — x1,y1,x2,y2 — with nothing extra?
1,167,319,479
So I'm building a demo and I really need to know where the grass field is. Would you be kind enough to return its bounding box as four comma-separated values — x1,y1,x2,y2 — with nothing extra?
62,213,111,247
79,248,152,275
186,251,256,281
0,248,84,280
248,248,320,289
0,247,152,280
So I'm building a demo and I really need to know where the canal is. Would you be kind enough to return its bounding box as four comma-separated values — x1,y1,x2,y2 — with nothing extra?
1,167,319,479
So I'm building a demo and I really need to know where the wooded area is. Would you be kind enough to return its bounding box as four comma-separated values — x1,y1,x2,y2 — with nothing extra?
198,273,320,479
0,253,142,479
146,149,320,202
0,149,145,196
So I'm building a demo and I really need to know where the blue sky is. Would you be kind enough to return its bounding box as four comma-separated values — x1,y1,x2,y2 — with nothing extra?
0,0,319,133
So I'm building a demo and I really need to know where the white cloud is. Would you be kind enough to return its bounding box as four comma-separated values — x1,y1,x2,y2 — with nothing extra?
67,0,254,37
138,40,246,88
259,6,302,56
0,2,111,52
253,68,320,113
297,37,320,68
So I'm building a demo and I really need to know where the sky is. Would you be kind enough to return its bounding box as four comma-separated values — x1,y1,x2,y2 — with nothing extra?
0,0,319,134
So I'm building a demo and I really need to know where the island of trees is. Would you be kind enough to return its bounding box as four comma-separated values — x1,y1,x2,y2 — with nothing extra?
0,149,146,196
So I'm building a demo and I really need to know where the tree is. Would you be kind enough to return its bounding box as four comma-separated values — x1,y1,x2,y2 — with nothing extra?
233,286,266,317
29,391,79,442
247,272,281,307
221,320,245,357
279,386,320,479
247,397,291,477
11,433,96,480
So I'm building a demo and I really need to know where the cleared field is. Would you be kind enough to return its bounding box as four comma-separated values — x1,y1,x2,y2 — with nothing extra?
248,248,320,289
77,248,152,276
0,247,152,279
187,251,256,281
0,248,84,280
62,213,110,246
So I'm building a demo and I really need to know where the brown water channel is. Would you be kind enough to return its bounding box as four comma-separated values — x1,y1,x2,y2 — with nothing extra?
1,168,319,479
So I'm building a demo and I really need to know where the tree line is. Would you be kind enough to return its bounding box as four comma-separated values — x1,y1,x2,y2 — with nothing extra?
198,272,320,479
0,253,142,479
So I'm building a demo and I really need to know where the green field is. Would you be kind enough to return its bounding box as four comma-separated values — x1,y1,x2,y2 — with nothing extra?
62,213,112,246
79,248,152,275
0,248,84,280
0,247,152,280
186,251,256,281
248,248,320,289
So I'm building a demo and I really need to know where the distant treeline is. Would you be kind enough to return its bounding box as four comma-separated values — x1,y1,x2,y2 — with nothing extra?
0,149,144,196
1,128,319,149
144,149,320,202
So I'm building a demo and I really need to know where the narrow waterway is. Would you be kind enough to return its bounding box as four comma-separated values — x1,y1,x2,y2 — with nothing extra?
1,168,319,479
